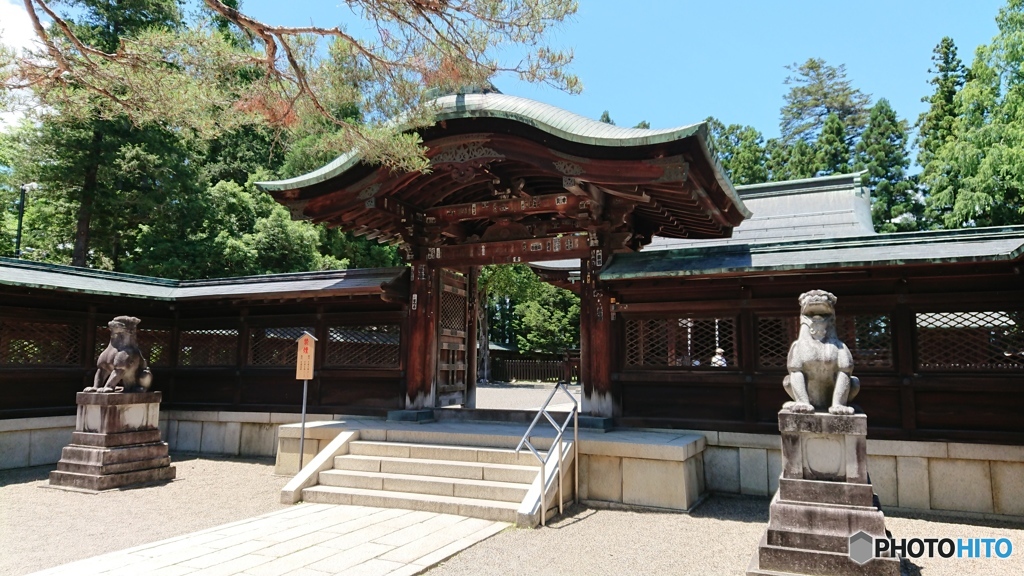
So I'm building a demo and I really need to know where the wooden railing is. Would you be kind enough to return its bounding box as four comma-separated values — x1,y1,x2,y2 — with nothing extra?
492,358,578,383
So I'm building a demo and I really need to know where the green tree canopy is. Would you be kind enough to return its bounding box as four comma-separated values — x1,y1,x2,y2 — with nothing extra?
916,37,968,171
816,113,851,175
923,0,1024,228
479,264,579,354
5,0,580,173
855,99,920,232
780,58,872,145
706,117,769,185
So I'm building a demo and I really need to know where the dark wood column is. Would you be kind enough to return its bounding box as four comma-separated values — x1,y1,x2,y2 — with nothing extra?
465,266,478,408
580,247,616,417
405,261,440,408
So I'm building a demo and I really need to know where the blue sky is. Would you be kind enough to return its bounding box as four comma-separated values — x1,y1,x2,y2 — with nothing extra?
237,0,1005,138
0,1,1008,137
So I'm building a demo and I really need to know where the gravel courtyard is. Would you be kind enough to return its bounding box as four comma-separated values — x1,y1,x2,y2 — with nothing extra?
3,452,1023,576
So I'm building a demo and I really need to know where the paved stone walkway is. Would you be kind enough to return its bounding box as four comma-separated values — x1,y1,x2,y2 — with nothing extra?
28,504,507,576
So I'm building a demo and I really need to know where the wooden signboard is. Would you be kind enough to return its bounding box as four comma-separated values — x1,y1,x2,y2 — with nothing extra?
296,332,316,380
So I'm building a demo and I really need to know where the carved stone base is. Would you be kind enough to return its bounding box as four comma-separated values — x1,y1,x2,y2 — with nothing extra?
748,410,900,575
49,392,175,491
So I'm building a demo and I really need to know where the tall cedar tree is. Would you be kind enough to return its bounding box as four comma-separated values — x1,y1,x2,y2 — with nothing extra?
780,58,872,145
58,0,183,266
766,138,820,181
916,37,968,228
816,113,851,175
599,111,615,125
916,37,968,169
925,0,1024,228
855,99,920,232
706,117,769,185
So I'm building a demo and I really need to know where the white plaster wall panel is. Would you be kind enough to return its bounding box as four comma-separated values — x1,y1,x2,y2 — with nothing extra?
175,421,202,452
929,458,993,514
896,456,929,510
992,461,1024,516
867,455,897,507
28,428,72,466
0,430,31,469
703,446,740,493
739,448,768,496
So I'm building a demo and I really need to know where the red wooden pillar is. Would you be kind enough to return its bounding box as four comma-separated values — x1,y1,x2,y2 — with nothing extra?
580,248,616,417
405,260,440,409
464,266,479,408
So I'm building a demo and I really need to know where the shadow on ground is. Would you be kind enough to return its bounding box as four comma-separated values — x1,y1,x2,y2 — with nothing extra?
0,463,54,487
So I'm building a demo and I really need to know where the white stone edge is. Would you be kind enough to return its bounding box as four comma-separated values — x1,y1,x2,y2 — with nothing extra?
280,429,359,504
516,440,575,528
0,415,76,432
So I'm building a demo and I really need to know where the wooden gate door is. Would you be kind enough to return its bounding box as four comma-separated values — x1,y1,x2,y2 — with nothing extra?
436,269,469,406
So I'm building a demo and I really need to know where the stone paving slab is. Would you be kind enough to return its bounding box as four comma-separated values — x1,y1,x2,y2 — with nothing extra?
27,504,508,576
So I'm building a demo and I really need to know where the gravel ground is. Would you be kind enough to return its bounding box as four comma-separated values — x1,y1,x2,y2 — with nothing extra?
425,498,1024,576
0,454,288,576
475,382,581,411
3,436,1023,576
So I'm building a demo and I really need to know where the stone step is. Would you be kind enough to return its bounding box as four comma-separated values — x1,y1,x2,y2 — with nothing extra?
301,485,520,523
318,469,532,503
348,440,544,467
333,454,539,484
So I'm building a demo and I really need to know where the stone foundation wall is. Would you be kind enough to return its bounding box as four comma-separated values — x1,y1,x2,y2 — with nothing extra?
0,410,341,468
694,430,1024,518
0,416,76,469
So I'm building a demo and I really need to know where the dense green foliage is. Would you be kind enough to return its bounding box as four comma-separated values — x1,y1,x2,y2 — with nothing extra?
918,0,1024,228
855,100,920,232
8,1,1024,369
0,0,400,276
702,3,1024,232
479,265,580,355
780,58,872,145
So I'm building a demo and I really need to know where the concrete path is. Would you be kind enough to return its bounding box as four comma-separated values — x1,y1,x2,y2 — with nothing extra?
28,504,507,576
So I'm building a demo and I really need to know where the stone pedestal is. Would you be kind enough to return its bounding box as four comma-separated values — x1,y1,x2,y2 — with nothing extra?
49,392,175,491
748,411,900,575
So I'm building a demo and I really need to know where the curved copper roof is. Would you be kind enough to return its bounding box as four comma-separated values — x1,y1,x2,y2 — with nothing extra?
257,93,751,251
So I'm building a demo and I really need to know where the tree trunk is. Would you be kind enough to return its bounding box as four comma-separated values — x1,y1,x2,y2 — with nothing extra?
72,129,103,267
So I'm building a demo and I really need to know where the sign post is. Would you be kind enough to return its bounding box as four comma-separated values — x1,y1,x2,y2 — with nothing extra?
295,331,317,470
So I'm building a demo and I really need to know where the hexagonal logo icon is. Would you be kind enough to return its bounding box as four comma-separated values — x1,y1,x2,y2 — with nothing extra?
849,531,874,565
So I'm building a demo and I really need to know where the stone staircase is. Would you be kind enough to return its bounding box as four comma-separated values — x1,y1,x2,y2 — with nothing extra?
301,440,550,523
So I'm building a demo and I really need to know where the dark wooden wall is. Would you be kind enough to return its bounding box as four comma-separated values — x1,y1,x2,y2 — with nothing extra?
606,261,1024,445
0,289,406,419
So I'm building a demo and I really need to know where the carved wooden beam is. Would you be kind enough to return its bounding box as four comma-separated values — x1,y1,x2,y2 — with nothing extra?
423,192,583,223
419,235,590,266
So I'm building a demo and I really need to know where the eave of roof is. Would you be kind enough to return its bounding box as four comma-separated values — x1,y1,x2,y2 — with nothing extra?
0,258,408,302
254,93,750,219
599,226,1024,281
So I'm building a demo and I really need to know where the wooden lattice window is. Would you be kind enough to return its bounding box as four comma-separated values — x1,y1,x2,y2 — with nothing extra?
839,315,892,368
757,316,796,369
325,325,401,368
757,314,893,369
249,326,313,366
0,320,81,365
179,328,238,367
441,290,467,332
95,326,172,367
625,316,736,368
917,311,1024,371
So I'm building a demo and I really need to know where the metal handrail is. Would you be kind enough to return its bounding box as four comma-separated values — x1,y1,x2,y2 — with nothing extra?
515,380,579,526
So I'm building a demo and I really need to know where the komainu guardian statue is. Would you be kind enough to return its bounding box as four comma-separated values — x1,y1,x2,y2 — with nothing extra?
782,290,860,415
85,316,153,393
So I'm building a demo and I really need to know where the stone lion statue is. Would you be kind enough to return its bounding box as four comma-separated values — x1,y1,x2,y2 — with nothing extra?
84,316,153,393
782,290,860,415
